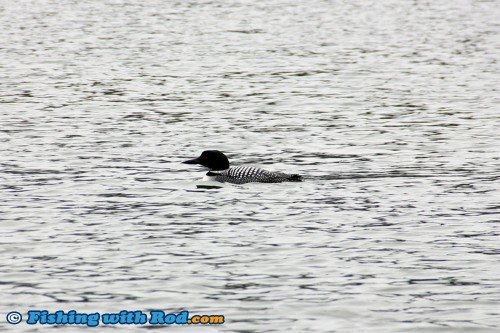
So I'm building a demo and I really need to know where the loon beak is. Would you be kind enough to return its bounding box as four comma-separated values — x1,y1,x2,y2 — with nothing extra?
183,157,201,165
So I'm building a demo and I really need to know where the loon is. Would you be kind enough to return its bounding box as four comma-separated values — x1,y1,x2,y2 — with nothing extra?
183,150,302,184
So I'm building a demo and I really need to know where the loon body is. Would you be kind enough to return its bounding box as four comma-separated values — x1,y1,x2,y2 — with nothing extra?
183,150,302,184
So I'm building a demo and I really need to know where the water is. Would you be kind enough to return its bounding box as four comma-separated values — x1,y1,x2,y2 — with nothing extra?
1,0,499,332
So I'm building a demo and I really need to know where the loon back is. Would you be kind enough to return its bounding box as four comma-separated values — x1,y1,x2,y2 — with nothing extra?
207,166,302,184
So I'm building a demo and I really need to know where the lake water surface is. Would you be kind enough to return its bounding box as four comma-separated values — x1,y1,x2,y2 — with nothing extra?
1,0,499,332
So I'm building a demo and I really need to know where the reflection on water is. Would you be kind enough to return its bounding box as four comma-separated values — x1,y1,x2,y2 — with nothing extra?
1,0,499,332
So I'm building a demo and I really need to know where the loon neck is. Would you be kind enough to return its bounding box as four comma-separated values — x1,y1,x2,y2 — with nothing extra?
207,170,228,176
210,165,230,171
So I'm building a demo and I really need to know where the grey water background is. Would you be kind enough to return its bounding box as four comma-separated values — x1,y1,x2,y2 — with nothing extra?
1,0,499,332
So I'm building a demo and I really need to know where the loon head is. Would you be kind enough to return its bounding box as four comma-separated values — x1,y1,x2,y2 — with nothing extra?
183,150,230,171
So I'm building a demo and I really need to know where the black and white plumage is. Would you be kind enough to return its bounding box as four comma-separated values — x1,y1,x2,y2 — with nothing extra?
183,150,302,184
206,166,301,184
